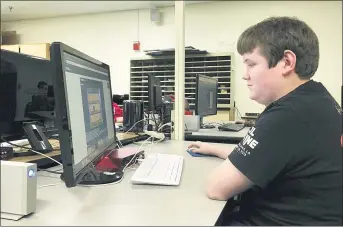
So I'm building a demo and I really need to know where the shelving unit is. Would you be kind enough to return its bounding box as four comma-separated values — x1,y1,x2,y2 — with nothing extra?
130,52,234,111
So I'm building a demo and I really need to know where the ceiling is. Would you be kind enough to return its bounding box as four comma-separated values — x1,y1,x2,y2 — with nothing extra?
1,1,210,22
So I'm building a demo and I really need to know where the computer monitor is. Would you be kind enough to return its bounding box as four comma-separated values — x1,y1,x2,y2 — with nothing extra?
50,42,122,188
148,75,163,111
112,94,129,105
195,74,218,117
0,49,56,152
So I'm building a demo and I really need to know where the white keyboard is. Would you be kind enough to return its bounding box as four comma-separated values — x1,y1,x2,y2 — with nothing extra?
131,153,184,186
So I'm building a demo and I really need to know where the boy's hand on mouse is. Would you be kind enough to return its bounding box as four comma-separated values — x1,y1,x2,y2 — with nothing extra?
188,141,216,155
188,142,234,159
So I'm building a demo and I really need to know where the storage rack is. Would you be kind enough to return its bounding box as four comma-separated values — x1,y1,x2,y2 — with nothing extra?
129,52,234,111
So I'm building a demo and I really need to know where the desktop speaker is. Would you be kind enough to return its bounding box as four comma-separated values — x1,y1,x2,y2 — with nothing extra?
123,100,144,133
1,161,37,221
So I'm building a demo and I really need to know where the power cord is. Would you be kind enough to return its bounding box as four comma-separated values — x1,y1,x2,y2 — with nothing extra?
123,118,153,134
158,122,173,132
76,175,125,187
116,136,124,148
122,136,153,172
37,168,63,175
234,106,243,120
38,183,64,188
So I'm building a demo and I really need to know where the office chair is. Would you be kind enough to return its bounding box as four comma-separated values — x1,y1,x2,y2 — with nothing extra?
214,194,242,226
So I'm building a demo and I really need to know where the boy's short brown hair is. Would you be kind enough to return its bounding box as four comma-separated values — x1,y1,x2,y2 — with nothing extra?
237,17,319,79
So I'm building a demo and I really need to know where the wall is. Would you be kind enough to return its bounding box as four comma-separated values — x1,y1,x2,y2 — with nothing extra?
3,1,342,115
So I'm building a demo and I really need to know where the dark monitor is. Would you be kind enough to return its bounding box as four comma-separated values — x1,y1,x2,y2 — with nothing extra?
0,49,56,150
50,42,122,188
195,75,218,117
148,75,162,111
112,94,129,105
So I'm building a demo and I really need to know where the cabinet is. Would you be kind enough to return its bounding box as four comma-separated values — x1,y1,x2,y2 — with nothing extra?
130,52,235,118
1,45,20,53
1,43,50,60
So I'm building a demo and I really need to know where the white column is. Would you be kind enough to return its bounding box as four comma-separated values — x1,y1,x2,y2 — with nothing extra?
174,1,185,141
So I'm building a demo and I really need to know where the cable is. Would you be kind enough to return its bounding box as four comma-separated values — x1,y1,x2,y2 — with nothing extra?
38,183,63,188
123,118,153,134
37,168,63,174
116,136,124,148
123,136,152,172
143,135,164,150
158,122,172,132
126,161,139,170
77,175,125,187
151,112,157,130
0,136,62,166
234,106,243,120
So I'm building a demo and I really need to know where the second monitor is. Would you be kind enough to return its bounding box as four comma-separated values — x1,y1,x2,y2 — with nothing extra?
195,75,218,128
148,74,163,111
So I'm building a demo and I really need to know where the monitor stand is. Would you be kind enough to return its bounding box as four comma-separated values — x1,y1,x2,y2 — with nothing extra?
60,155,124,186
61,167,124,186
199,117,215,129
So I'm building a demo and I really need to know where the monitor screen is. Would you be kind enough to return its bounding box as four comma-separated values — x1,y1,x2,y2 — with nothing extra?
195,75,218,117
63,52,115,173
0,49,56,139
51,42,116,187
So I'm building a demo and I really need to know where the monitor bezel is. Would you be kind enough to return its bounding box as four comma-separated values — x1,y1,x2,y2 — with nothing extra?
50,42,116,187
195,74,218,116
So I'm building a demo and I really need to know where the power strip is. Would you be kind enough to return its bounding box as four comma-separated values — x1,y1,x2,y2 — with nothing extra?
143,130,165,140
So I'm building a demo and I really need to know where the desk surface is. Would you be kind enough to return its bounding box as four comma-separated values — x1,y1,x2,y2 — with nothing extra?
185,127,250,143
8,139,61,164
3,141,236,226
7,132,145,166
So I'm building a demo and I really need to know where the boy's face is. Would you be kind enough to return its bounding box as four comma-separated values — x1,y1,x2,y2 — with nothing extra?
242,47,284,106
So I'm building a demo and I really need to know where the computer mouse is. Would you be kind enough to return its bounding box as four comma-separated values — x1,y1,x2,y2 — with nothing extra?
186,149,215,157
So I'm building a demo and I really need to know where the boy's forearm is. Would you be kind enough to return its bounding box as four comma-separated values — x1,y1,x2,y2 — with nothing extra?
212,147,234,159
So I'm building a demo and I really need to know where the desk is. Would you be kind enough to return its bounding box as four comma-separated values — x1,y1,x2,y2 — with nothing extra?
185,127,250,143
7,139,61,168
116,132,149,146
7,132,148,168
2,141,235,226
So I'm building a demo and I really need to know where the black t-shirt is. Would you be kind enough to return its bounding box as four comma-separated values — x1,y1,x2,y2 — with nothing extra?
228,80,342,225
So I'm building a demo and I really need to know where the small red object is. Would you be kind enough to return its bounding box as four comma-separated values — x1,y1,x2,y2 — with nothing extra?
133,41,140,51
95,147,144,172
96,156,119,172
